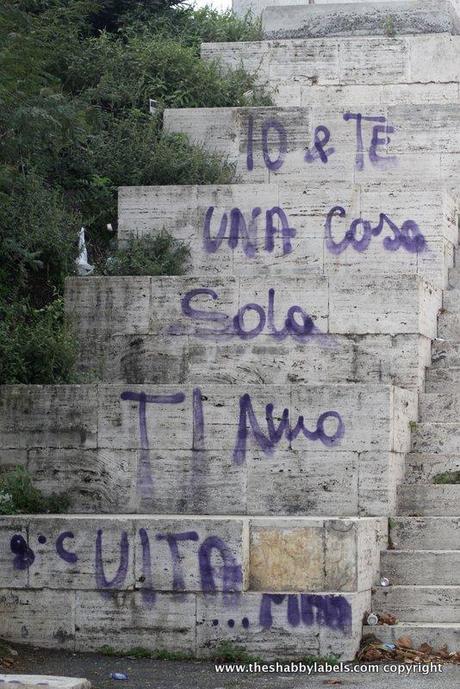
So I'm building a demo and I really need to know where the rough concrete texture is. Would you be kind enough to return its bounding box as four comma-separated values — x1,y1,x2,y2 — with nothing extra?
0,384,416,516
234,0,460,19
64,273,437,389
373,585,460,623
201,34,460,107
0,678,90,689
164,104,460,196
262,1,460,40
0,542,375,657
0,515,385,593
117,183,457,289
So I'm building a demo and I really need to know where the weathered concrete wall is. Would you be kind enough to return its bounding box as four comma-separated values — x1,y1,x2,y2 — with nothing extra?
233,0,460,22
200,36,460,107
117,182,456,290
0,515,386,657
262,2,460,40
0,384,416,516
64,274,437,390
165,105,460,200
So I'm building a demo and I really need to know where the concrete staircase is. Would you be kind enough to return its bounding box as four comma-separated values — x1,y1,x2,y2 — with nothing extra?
369,258,460,646
1,0,460,659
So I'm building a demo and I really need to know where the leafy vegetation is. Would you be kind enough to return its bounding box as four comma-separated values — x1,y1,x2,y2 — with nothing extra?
0,467,71,515
101,233,190,277
0,0,268,383
98,645,193,660
433,471,460,485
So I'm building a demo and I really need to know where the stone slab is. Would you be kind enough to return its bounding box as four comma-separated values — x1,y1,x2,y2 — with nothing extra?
0,677,90,689
389,516,460,550
164,105,460,195
117,183,455,288
373,585,460,623
0,384,416,516
380,550,460,585
262,2,460,40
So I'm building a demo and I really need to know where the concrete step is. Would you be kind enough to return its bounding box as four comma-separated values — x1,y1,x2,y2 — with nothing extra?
442,287,460,312
411,422,460,454
425,367,460,390
389,516,460,550
0,383,416,517
362,622,460,651
0,678,90,689
118,182,456,289
438,311,460,341
380,550,460,585
449,266,460,288
397,485,460,516
262,1,460,41
373,585,460,623
404,453,460,484
65,274,437,390
419,392,460,422
0,515,382,659
431,340,460,368
200,33,460,107
164,104,460,195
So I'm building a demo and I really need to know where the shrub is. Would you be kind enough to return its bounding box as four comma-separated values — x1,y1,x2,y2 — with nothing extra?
0,467,71,515
0,299,77,385
100,232,190,276
0,1,269,384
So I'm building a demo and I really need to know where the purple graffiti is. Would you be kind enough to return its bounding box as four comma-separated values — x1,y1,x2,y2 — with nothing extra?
203,206,296,257
198,536,243,594
305,125,335,164
95,529,129,591
246,116,288,172
180,288,319,342
262,119,288,171
259,594,351,633
56,531,77,564
10,535,35,570
233,394,345,465
139,527,155,605
325,206,427,255
120,391,185,501
343,112,397,171
156,531,199,591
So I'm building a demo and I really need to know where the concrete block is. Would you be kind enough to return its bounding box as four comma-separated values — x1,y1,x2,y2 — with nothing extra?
404,453,460,484
247,449,359,516
389,517,460,550
373,585,460,623
117,183,455,289
0,677,90,689
196,590,369,660
1,516,247,594
0,384,415,516
248,517,385,592
0,589,75,648
0,386,97,450
362,622,460,651
75,590,196,653
411,422,460,454
165,104,460,197
263,2,460,41
398,485,460,516
380,550,460,585
328,274,440,338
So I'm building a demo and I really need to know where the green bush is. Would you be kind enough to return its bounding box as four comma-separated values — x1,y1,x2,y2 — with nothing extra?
0,299,77,385
0,467,71,515
0,1,270,384
101,232,190,276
